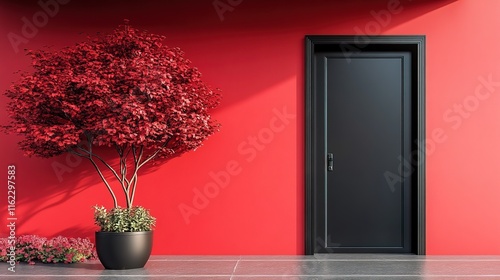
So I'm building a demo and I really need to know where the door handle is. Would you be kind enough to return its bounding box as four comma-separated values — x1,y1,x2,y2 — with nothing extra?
327,153,334,171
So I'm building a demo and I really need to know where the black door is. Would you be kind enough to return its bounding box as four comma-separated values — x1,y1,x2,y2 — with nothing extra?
322,51,411,253
305,36,426,255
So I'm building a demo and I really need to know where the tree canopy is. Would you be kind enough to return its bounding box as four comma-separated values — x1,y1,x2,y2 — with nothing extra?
3,21,221,208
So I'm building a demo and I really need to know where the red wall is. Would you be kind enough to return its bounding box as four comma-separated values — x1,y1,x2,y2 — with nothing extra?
1,0,500,255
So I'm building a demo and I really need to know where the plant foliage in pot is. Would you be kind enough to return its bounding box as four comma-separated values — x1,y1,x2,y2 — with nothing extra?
93,206,156,269
2,20,221,269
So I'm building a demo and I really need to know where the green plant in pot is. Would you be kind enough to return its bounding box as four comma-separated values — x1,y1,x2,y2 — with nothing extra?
93,206,156,269
2,21,221,269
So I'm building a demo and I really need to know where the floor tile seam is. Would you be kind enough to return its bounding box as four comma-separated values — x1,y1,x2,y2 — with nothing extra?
147,258,500,261
148,255,500,257
0,274,234,278
238,277,500,278
148,259,239,262
229,256,242,280
3,274,500,277
147,259,500,262
147,258,500,260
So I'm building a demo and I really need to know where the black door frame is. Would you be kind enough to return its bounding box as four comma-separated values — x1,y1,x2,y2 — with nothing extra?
304,35,426,255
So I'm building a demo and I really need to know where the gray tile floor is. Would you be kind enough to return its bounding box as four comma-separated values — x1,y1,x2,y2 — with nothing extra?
2,254,500,279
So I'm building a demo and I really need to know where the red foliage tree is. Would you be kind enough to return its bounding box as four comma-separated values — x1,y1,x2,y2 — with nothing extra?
3,21,221,208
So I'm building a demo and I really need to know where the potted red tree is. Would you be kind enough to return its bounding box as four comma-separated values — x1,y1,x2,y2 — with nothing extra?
3,21,220,269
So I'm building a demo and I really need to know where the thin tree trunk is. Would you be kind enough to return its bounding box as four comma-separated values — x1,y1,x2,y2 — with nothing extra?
88,157,118,208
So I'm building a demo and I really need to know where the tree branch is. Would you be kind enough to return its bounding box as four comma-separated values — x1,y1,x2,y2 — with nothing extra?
129,138,171,205
77,144,122,184
87,156,119,208
129,146,143,206
137,139,170,169
116,144,131,208
77,134,118,208
68,148,88,158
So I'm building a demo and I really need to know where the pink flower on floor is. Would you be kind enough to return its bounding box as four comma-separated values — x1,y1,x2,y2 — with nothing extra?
0,235,95,265
64,253,74,263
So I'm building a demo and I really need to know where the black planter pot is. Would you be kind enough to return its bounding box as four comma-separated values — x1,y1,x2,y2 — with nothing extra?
95,231,153,270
